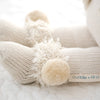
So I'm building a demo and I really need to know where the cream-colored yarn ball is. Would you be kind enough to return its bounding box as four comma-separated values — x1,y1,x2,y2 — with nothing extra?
26,10,49,23
41,59,70,86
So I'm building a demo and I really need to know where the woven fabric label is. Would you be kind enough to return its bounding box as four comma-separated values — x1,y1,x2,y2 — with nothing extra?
69,73,100,82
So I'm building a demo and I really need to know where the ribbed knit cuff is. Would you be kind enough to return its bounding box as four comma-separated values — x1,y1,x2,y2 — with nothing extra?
62,47,100,82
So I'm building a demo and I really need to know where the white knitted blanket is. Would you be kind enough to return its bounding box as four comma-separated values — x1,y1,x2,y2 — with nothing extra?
0,0,100,100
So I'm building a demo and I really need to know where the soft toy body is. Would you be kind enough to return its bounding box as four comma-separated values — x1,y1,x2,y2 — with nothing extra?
0,0,100,87
83,0,100,46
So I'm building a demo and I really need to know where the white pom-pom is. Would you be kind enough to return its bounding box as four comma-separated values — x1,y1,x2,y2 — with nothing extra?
41,59,70,86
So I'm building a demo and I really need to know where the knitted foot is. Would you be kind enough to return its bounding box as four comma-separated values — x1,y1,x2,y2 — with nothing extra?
0,41,35,84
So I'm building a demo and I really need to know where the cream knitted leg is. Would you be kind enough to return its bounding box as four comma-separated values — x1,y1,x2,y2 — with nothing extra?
53,26,98,48
0,41,35,84
0,41,100,85
62,47,100,82
0,21,97,48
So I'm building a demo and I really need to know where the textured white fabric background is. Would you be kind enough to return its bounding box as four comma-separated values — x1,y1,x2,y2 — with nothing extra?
0,0,86,27
0,0,100,100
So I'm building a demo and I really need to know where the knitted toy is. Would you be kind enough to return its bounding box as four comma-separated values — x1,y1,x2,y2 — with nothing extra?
0,0,100,87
